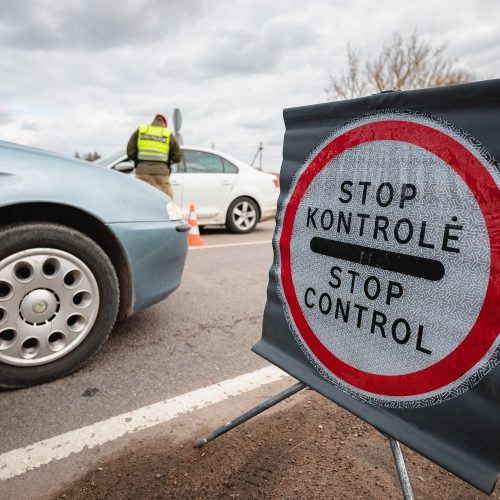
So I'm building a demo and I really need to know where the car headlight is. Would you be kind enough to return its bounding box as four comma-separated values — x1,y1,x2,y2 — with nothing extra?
166,200,183,221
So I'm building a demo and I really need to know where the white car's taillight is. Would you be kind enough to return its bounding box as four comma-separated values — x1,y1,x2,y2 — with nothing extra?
166,201,183,221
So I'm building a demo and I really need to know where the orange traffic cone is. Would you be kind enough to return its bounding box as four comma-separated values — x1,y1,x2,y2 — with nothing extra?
187,204,206,246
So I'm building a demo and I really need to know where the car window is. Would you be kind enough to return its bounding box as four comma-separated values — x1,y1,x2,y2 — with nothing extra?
184,150,224,173
170,162,180,173
223,159,238,173
95,151,126,166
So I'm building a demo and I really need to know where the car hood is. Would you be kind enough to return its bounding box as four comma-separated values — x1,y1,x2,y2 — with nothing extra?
0,140,171,223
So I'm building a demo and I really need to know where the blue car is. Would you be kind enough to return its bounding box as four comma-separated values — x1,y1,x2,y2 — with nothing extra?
0,141,189,388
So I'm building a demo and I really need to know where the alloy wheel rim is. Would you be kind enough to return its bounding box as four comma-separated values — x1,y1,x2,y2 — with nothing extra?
0,248,100,366
232,201,257,231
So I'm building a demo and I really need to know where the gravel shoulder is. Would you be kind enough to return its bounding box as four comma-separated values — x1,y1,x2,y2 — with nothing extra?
50,386,498,500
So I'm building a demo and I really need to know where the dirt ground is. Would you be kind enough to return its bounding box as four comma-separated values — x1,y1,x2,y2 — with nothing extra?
52,389,497,500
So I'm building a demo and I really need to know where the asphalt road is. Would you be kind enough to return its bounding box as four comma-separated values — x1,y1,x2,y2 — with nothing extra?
0,220,276,455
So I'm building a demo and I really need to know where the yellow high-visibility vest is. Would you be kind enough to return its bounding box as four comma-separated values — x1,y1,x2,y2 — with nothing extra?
137,125,171,162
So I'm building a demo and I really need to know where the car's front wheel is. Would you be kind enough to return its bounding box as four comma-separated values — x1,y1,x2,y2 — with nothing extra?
226,197,259,233
0,222,119,388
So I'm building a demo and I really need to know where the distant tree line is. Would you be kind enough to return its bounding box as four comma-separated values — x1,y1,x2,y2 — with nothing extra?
75,151,101,161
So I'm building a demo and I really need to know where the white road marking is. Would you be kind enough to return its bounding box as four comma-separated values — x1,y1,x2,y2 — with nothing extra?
189,240,271,250
0,365,288,480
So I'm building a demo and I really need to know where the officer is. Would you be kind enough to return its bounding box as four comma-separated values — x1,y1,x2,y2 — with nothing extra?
126,113,182,198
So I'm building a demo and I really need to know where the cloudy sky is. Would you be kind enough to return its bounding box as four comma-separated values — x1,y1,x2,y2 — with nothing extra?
0,0,499,171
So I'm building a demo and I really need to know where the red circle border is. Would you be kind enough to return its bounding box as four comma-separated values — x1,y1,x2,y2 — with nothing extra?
280,119,500,397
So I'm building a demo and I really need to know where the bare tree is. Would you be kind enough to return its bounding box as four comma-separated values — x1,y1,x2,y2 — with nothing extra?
326,31,474,100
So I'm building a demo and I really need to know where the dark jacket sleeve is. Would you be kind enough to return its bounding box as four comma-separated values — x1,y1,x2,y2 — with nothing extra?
127,130,139,162
168,135,182,165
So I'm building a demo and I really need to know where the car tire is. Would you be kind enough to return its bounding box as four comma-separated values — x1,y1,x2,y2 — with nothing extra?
226,197,260,234
0,222,119,388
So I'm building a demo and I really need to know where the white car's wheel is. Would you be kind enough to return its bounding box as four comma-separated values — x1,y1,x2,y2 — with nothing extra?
0,222,119,388
226,197,259,233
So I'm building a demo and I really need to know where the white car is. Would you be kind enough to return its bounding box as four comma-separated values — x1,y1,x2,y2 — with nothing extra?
98,146,279,233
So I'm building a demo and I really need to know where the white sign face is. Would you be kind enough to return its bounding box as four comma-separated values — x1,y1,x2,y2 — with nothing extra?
276,112,500,407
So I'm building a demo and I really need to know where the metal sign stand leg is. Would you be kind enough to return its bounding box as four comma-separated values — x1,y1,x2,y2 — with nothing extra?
388,437,415,500
194,382,415,499
194,381,306,448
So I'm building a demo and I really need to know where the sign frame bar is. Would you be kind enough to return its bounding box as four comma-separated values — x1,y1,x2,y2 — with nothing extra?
194,383,416,499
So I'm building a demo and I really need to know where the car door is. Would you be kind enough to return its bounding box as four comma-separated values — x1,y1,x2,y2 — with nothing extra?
179,149,236,221
169,161,183,202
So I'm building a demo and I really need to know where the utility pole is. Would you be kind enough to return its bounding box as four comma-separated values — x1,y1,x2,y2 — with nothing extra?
251,142,263,170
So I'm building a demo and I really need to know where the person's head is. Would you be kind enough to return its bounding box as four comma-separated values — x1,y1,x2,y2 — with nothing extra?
152,113,167,127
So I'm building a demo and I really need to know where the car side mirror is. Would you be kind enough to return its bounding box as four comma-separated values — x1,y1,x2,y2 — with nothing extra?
114,161,134,174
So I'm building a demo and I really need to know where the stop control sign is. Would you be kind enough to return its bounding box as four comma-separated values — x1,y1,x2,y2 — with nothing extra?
276,112,500,407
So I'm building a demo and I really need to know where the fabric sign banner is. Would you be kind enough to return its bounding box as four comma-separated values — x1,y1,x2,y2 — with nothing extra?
253,79,500,493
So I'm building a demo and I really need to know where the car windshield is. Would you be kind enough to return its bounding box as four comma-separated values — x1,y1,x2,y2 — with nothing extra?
95,151,125,166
